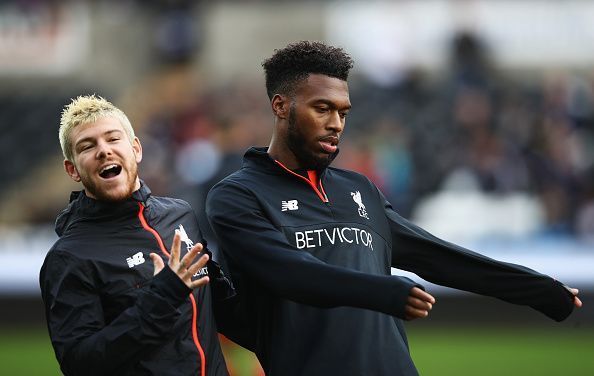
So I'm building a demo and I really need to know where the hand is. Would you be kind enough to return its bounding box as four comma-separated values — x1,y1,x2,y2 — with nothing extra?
150,231,210,290
568,287,582,308
405,287,435,321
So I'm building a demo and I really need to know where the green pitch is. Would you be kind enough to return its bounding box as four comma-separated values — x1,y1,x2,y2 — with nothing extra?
2,327,592,375
407,326,594,376
0,328,61,375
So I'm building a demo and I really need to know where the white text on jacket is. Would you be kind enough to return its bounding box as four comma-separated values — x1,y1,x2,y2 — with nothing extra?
295,227,373,250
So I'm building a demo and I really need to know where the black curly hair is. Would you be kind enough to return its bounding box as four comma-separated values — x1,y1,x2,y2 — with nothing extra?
262,41,354,100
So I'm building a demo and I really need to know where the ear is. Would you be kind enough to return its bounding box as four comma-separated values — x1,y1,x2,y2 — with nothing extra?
132,137,143,163
64,159,81,182
271,94,290,119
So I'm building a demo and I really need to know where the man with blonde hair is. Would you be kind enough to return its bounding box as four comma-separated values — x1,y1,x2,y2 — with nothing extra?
40,95,233,376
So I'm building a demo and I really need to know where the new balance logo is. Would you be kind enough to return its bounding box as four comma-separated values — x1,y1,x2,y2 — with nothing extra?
126,252,145,268
282,200,299,211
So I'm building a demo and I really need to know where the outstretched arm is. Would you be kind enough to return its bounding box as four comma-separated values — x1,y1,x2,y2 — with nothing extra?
379,189,579,321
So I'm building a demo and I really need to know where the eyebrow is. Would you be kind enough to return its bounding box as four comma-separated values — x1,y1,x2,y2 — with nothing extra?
74,129,124,148
312,99,352,111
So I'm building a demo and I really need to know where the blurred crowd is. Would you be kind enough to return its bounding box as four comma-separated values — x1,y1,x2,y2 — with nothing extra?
131,32,594,243
3,2,594,243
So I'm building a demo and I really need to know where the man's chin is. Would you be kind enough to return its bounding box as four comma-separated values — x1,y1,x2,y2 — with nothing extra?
98,190,134,202
87,189,132,202
85,181,135,202
301,155,334,171
287,134,338,170
309,149,338,170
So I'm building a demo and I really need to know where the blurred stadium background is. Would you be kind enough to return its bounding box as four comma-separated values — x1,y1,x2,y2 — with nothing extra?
1,0,593,374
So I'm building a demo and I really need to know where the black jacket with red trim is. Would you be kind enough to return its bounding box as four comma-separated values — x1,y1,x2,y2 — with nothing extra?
206,147,575,376
40,183,234,376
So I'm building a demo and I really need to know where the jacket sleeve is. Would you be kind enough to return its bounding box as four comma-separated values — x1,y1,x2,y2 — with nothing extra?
206,180,421,320
378,190,575,322
39,250,191,376
188,207,236,302
204,250,236,302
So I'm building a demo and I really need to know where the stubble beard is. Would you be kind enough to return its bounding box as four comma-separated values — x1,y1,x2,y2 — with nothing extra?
286,104,338,171
81,162,138,202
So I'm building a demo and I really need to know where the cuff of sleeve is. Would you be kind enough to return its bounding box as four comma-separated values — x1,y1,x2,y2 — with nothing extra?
537,279,575,322
206,259,236,301
390,276,424,318
151,265,192,308
201,246,236,301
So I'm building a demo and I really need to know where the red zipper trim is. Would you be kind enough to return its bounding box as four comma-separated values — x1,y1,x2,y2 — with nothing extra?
188,294,204,376
274,160,329,202
307,170,330,202
307,169,330,202
137,203,206,376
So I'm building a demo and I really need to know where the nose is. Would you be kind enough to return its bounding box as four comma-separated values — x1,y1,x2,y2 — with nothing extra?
327,110,344,133
95,140,112,159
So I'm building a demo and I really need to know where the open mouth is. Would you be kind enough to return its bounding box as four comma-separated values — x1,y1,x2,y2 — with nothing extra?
99,164,122,179
319,136,339,154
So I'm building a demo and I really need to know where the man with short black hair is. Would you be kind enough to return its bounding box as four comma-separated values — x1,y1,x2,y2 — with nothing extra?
206,41,581,375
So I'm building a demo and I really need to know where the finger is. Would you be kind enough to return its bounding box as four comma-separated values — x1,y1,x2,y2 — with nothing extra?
189,276,210,290
150,253,165,276
186,254,210,278
169,231,181,268
407,296,433,311
410,287,436,304
191,242,204,253
180,243,204,271
574,296,583,308
404,305,429,320
405,306,429,319
569,288,579,296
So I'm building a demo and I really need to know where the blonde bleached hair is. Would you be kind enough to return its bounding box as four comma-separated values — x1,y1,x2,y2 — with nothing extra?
59,94,135,161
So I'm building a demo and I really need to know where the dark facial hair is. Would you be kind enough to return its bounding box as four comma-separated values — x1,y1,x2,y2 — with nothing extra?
286,103,338,170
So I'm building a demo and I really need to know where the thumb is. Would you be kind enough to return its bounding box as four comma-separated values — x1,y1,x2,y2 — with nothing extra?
150,253,165,276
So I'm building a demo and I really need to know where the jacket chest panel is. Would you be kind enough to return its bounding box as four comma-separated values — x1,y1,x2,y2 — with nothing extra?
261,179,387,235
256,181,391,273
84,230,160,294
258,178,375,225
76,213,202,304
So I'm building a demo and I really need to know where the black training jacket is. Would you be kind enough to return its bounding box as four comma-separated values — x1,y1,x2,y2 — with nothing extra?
40,183,234,376
206,147,575,376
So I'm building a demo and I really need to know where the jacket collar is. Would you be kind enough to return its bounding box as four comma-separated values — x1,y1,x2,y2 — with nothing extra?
55,181,151,236
242,146,336,176
242,147,331,202
242,147,282,173
66,180,152,204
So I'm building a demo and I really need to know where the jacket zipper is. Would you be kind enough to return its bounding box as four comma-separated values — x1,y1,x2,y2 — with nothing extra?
137,202,206,376
274,160,329,203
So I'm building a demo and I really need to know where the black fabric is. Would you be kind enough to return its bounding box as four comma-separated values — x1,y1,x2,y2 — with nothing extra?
40,182,233,376
206,147,575,376
384,203,575,322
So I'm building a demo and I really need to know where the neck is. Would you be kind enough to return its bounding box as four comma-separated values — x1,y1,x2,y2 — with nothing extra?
268,134,301,170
